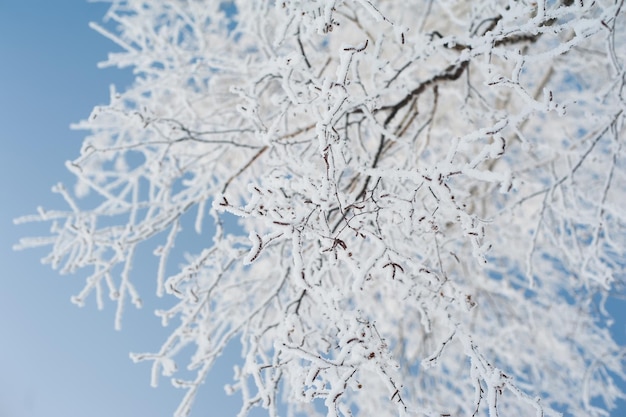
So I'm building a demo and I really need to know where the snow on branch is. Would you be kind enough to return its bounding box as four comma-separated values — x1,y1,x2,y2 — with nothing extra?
16,0,626,416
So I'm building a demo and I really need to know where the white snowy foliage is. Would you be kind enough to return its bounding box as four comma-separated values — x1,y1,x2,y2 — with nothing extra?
15,0,626,416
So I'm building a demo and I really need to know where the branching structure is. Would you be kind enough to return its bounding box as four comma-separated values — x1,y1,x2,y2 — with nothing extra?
16,0,626,416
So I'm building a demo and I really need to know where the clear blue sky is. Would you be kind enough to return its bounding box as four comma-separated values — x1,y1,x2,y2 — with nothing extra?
0,2,624,417
0,2,242,417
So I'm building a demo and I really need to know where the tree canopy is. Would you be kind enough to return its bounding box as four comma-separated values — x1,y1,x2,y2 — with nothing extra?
16,1,626,416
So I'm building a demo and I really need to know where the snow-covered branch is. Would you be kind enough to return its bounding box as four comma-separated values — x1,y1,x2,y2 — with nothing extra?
16,0,626,416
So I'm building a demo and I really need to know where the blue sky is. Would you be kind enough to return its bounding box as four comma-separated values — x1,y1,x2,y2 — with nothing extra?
0,2,624,417
0,2,242,416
